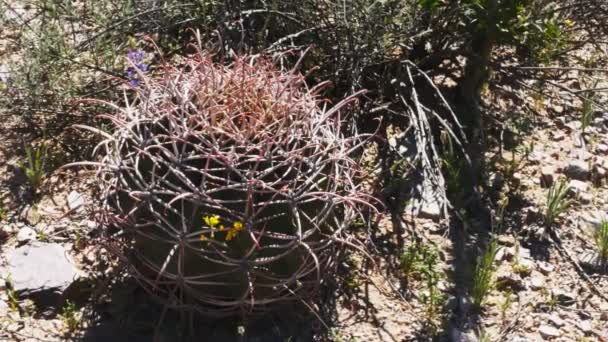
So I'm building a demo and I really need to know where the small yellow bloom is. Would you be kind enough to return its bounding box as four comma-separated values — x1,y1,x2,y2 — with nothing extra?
233,221,243,231
564,19,574,27
199,234,208,241
203,215,220,227
225,230,236,241
219,224,225,231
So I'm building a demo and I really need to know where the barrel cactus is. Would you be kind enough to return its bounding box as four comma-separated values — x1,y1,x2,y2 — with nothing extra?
89,44,375,316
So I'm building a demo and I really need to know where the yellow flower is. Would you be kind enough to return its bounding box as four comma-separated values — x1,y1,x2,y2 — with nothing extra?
225,230,237,241
564,19,574,27
233,221,243,231
219,224,225,231
203,215,220,227
199,234,208,241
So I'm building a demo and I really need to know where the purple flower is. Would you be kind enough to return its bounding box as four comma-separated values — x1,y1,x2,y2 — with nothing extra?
126,49,149,87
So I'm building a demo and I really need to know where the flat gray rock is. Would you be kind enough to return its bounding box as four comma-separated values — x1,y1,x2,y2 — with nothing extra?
7,242,80,297
563,160,590,180
67,191,85,210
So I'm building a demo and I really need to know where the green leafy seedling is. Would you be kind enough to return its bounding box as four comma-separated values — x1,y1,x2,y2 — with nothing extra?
544,178,571,227
471,239,500,309
20,144,47,191
594,220,608,267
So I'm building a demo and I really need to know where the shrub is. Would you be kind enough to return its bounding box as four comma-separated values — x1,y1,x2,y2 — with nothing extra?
85,40,376,316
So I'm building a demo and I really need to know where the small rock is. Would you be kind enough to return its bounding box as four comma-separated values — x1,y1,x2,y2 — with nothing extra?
551,131,566,141
498,246,516,261
530,272,545,290
578,320,593,333
528,151,543,164
67,191,85,210
5,321,23,333
538,325,560,339
552,288,576,306
548,314,565,327
508,337,528,342
518,258,535,273
540,166,555,187
420,201,441,220
496,268,525,291
567,121,583,131
16,226,36,243
85,220,97,230
567,179,588,196
594,166,607,181
596,144,608,154
537,262,554,275
2,223,16,235
563,160,590,180
579,192,593,204
553,105,564,114
498,235,516,246
7,242,81,300
582,211,605,227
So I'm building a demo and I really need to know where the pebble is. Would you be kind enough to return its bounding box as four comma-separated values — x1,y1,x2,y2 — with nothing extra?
67,191,85,210
537,262,554,275
540,166,555,187
567,179,588,196
596,143,608,154
548,314,565,327
578,320,593,334
579,192,593,204
563,160,590,180
16,226,36,243
530,272,545,290
498,235,516,246
496,268,525,291
552,288,576,306
551,131,566,141
539,325,560,339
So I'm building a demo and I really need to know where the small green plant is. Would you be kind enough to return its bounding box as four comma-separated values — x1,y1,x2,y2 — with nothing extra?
580,83,597,134
400,241,446,334
20,144,47,191
420,275,446,335
540,288,559,311
544,178,571,227
400,241,440,283
35,228,49,242
59,301,81,334
4,276,20,313
593,220,608,267
502,142,534,183
471,239,500,309
499,290,513,319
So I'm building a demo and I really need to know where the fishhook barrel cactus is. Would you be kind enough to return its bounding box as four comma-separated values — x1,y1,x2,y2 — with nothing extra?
86,43,376,316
